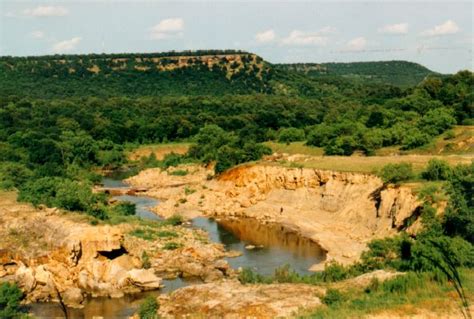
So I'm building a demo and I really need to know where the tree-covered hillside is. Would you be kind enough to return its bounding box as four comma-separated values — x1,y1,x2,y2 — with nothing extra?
0,52,439,98
0,50,272,97
277,61,437,87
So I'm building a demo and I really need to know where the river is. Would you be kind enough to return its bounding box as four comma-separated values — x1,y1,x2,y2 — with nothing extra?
28,175,325,318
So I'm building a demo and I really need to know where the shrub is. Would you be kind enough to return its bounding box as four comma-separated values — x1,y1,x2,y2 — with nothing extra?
163,214,183,226
238,267,271,284
400,129,430,150
322,289,345,306
184,186,195,195
321,261,349,282
0,162,33,190
163,242,182,250
156,230,178,238
138,296,159,319
421,159,452,181
278,127,305,143
0,282,26,319
161,152,186,168
380,163,414,183
113,201,136,216
323,136,357,156
141,251,151,269
169,169,188,176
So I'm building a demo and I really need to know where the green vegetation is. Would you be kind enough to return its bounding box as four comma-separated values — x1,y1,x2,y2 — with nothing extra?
0,282,27,319
309,271,468,318
379,163,414,183
141,251,151,269
0,50,472,318
277,60,436,87
163,242,182,250
169,169,188,176
138,295,159,319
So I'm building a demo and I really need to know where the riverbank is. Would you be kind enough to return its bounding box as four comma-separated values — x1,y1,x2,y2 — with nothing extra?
126,159,423,269
0,190,234,314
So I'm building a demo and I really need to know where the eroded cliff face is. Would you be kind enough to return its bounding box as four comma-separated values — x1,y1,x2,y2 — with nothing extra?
127,163,421,268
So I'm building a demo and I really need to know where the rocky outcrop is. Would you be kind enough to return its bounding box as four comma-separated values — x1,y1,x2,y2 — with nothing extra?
1,225,162,307
0,190,236,308
158,280,324,318
156,270,403,318
127,163,422,269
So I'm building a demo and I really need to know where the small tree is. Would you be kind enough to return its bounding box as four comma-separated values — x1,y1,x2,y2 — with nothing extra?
422,159,452,181
278,127,305,144
380,163,414,183
0,282,26,319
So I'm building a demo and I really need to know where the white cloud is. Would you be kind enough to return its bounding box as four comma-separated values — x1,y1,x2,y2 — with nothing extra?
255,29,276,43
52,37,81,53
281,30,328,46
378,23,408,35
346,37,367,51
23,6,69,17
30,30,45,39
421,20,460,36
150,18,184,40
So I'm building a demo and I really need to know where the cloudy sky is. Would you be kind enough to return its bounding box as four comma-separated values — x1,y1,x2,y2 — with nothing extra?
1,1,472,73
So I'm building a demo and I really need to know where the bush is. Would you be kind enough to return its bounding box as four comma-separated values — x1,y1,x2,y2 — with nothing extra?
163,242,182,250
113,201,136,216
0,282,26,319
138,296,159,319
163,214,183,226
321,261,349,282
421,159,452,181
322,288,345,306
53,179,96,211
380,163,414,183
401,128,430,150
169,169,188,176
323,136,357,156
142,251,151,269
278,127,305,143
0,162,33,190
161,152,186,168
238,267,271,284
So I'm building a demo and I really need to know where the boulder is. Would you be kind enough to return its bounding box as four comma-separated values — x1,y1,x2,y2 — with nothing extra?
15,265,36,292
62,288,84,308
128,269,162,289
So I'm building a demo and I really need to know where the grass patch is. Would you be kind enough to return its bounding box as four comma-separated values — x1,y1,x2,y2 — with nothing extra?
163,242,182,250
169,169,188,176
306,270,470,318
184,186,196,195
127,142,191,161
156,230,178,238
271,154,471,175
264,141,324,156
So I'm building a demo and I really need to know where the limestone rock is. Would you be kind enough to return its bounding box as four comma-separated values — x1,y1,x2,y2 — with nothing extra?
127,269,162,289
62,288,84,308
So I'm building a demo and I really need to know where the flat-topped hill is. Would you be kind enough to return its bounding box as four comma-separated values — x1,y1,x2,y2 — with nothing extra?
276,60,437,87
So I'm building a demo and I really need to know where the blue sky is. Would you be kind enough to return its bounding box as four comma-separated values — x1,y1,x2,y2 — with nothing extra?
1,1,472,73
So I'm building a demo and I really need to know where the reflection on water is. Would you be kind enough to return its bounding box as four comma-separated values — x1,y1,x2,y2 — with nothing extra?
102,177,129,189
113,195,162,221
28,278,197,319
192,217,325,276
